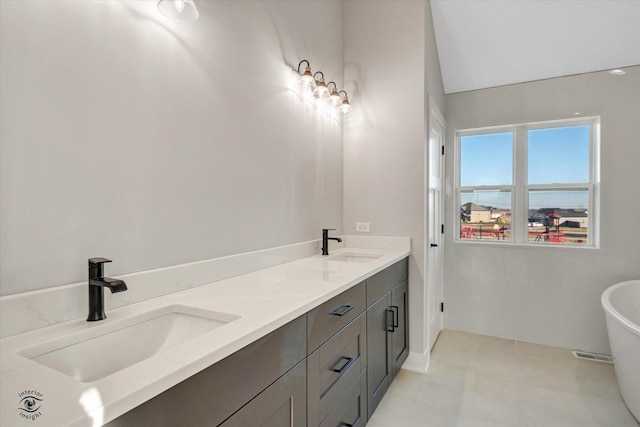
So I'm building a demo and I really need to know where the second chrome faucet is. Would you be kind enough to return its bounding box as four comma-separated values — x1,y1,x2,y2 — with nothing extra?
322,228,342,256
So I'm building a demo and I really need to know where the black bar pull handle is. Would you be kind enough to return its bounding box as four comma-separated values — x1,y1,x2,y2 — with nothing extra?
330,304,354,316
390,305,399,328
430,243,438,247
340,418,359,427
386,309,395,332
330,356,354,374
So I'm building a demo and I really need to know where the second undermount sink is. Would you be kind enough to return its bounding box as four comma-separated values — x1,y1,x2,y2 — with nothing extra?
17,305,240,382
329,252,384,263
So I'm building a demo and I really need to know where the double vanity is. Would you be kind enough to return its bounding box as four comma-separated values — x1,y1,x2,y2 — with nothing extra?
0,237,410,426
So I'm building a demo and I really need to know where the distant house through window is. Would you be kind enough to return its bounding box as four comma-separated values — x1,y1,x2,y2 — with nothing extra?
455,117,600,247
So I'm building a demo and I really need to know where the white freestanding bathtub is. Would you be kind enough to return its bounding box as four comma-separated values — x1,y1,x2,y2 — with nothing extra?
602,280,640,422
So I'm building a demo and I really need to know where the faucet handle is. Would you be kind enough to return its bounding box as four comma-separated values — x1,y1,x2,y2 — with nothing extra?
89,257,112,267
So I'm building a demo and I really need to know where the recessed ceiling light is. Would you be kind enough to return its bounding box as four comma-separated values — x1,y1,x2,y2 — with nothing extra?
609,69,626,75
574,112,580,116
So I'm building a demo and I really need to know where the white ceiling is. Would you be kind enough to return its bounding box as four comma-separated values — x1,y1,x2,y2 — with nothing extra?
430,0,640,94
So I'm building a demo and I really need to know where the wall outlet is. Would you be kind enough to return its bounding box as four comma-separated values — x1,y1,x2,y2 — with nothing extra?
356,222,370,233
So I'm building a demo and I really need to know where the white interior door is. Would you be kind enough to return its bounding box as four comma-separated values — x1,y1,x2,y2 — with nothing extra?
427,104,445,351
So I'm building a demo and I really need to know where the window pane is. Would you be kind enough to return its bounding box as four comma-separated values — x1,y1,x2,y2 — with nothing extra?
460,132,513,186
460,191,511,241
528,190,589,245
528,126,590,184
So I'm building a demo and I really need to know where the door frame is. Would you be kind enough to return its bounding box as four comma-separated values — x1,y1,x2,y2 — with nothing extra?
426,97,445,352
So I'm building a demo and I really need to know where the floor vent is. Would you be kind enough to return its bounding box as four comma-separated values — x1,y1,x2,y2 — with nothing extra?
572,350,614,363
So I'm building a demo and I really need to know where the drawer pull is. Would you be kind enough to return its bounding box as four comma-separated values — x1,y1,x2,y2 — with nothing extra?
390,305,399,328
329,304,354,317
339,416,360,427
330,356,354,374
386,309,395,332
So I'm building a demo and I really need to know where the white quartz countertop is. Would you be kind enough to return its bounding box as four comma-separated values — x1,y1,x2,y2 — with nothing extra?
1,245,409,426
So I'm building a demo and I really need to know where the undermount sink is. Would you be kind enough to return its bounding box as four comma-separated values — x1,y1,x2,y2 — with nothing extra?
17,305,240,382
329,252,384,263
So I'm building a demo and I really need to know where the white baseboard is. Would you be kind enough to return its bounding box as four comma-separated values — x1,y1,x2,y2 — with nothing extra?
401,349,430,373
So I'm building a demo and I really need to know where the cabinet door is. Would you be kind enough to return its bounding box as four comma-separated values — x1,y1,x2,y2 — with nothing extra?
391,280,409,377
366,293,393,418
220,360,306,427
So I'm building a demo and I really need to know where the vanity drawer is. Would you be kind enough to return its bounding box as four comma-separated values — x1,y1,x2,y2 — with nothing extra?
319,370,367,427
366,258,408,306
308,313,367,426
307,280,366,353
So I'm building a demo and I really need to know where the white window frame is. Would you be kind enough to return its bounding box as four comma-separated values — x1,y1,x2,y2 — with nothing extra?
454,116,600,248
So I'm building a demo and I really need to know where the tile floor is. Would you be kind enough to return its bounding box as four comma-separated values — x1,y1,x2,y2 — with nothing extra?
368,330,639,427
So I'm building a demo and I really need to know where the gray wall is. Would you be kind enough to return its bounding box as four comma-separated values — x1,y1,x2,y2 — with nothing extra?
444,67,640,353
0,1,344,295
343,0,445,362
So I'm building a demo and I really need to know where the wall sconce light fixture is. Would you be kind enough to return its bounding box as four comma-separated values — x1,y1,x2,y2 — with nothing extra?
327,82,341,107
313,72,329,99
298,60,314,84
157,0,200,22
338,90,352,114
292,60,352,114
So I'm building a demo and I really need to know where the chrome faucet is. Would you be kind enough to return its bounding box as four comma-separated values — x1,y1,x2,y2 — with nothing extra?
322,228,342,256
87,258,127,321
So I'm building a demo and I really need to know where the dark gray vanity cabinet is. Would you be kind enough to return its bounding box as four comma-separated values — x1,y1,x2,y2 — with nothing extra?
105,315,307,427
307,281,366,354
391,279,409,376
307,281,367,427
219,359,306,426
366,291,393,418
106,257,409,427
319,370,367,427
366,258,409,418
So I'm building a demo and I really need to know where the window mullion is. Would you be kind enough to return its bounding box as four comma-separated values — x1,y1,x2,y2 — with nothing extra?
514,126,527,244
591,119,601,247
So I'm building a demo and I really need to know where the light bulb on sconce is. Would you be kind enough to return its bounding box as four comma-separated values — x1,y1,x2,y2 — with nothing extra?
338,90,353,114
157,0,199,22
293,60,316,98
327,82,341,107
297,60,314,84
313,72,330,99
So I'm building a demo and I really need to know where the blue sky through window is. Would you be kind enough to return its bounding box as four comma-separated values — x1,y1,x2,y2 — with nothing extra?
461,190,511,209
460,132,513,186
460,125,590,210
529,190,588,210
528,126,590,184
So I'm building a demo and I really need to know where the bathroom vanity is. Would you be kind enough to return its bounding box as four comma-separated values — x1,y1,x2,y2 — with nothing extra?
0,238,409,427
106,259,408,427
